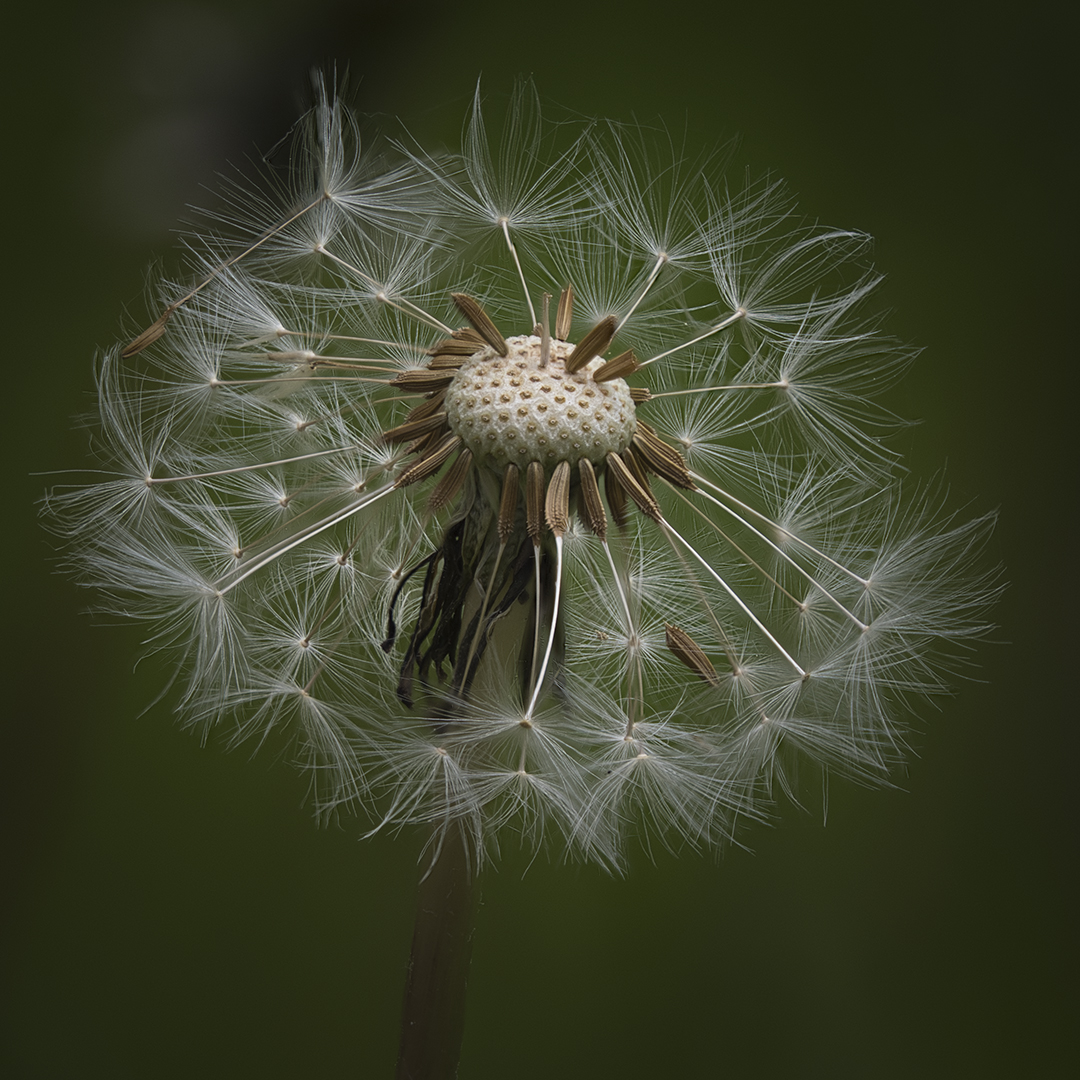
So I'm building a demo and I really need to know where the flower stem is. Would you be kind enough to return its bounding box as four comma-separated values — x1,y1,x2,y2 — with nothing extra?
396,822,475,1079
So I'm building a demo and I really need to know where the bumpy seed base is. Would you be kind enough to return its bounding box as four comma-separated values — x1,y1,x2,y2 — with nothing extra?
444,335,636,471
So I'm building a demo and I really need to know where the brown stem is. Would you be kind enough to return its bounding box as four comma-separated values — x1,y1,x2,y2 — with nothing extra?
396,823,476,1079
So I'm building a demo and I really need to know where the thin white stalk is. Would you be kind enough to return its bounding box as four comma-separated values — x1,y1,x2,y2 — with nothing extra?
501,218,536,327
271,329,429,352
648,381,788,399
667,485,805,603
173,196,328,312
315,245,454,334
528,544,542,703
147,444,365,485
661,520,806,678
216,483,397,595
256,351,399,367
672,482,868,630
525,535,564,719
691,471,870,588
615,253,668,333
210,375,393,387
602,540,633,630
223,479,372,554
640,308,747,368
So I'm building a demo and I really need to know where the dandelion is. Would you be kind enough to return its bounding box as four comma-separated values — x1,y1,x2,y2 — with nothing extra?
47,77,996,1074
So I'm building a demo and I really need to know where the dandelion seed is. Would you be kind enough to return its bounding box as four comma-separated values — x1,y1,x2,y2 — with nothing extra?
47,76,997,876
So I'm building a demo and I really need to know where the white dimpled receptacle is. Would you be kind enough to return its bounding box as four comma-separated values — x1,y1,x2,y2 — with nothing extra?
444,335,636,472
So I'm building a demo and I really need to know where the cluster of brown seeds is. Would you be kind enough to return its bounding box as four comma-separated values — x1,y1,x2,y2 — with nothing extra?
382,290,697,543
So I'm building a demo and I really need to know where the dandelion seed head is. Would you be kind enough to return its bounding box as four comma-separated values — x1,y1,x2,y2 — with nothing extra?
45,75,999,870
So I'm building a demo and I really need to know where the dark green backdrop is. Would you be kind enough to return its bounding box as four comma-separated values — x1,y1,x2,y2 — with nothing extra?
6,1,1072,1076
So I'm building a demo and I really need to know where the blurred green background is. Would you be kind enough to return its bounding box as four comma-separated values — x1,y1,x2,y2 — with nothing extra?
5,1,1072,1076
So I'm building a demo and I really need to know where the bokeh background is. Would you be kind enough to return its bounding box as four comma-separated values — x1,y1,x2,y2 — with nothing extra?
5,1,1073,1076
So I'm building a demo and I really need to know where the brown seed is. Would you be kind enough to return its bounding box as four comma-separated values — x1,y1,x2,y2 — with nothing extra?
428,353,467,370
605,464,629,528
428,448,474,511
633,422,695,489
394,433,462,488
565,315,616,374
592,349,641,383
402,391,448,425
380,411,448,445
606,451,661,522
428,329,485,357
451,293,509,356
121,310,173,358
405,428,443,458
665,625,720,687
545,460,571,537
621,445,649,488
389,368,456,393
555,284,574,341
578,458,607,539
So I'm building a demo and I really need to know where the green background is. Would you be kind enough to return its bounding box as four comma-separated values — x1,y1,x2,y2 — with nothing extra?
5,1,1072,1076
